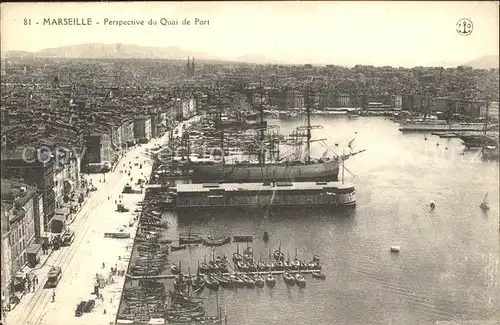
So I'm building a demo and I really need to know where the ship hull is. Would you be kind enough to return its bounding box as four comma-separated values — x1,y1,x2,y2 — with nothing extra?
189,159,340,183
399,123,492,132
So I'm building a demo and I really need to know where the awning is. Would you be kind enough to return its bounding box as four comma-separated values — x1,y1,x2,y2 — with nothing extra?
26,243,42,255
55,207,70,217
14,271,27,279
52,214,66,223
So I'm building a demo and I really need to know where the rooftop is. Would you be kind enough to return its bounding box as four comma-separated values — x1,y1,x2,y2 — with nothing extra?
176,181,355,193
1,178,37,210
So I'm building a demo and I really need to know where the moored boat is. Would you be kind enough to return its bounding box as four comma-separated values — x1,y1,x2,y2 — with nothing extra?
266,272,276,287
192,265,205,292
170,244,187,251
283,271,295,285
274,242,285,261
165,315,193,323
480,193,490,210
214,274,234,288
171,263,181,275
233,235,253,242
174,274,187,292
243,245,253,262
253,273,265,287
239,273,255,287
204,274,219,290
312,271,326,279
203,236,231,246
179,236,203,245
295,272,306,287
236,261,248,272
233,244,243,263
228,273,245,287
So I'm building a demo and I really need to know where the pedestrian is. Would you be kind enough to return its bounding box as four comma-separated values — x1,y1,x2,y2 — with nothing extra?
51,290,56,302
102,262,105,269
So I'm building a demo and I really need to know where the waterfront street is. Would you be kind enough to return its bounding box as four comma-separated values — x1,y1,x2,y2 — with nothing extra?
4,134,168,325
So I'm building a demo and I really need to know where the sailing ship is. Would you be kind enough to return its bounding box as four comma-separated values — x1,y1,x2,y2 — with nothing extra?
480,193,489,210
185,86,365,183
481,98,499,161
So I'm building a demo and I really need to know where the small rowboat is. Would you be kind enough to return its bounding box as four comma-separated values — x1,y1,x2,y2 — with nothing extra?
390,246,400,253
233,235,253,242
214,274,233,288
193,316,220,322
266,272,276,287
170,244,187,252
229,274,245,287
291,259,301,270
192,275,205,291
179,236,203,245
239,274,255,287
204,274,219,290
274,250,284,261
295,273,306,287
253,274,265,287
283,271,295,285
173,276,187,291
166,316,192,323
312,272,326,279
171,264,181,274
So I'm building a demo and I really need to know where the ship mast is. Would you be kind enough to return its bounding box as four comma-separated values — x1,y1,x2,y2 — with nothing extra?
259,78,265,166
483,96,489,136
218,81,225,165
481,96,489,156
306,88,312,164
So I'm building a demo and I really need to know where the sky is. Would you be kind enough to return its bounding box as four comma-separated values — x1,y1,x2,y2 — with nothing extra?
1,1,498,67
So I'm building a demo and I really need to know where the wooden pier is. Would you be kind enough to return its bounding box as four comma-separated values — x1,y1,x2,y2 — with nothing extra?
126,269,322,280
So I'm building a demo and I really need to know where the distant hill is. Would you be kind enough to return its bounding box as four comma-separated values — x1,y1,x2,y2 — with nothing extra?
2,43,218,61
2,43,285,65
462,55,499,69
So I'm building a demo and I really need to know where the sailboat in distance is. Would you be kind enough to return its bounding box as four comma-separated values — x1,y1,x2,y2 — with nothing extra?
480,193,489,210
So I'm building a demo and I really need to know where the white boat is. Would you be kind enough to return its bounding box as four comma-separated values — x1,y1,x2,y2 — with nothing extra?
480,193,489,210
390,246,400,253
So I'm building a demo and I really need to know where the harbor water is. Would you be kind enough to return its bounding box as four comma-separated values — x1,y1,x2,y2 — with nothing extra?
159,116,499,325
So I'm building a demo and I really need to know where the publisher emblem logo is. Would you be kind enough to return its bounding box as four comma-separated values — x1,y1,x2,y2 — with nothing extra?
456,18,473,36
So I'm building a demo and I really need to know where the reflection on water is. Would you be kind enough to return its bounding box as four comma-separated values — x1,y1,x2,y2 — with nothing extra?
159,117,499,325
